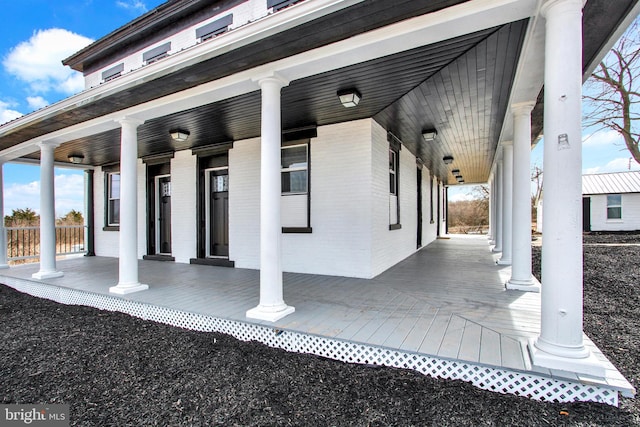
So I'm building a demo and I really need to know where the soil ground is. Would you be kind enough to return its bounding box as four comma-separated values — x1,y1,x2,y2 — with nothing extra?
1,233,639,426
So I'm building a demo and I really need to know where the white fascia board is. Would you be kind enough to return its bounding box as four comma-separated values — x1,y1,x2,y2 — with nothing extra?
0,0,539,162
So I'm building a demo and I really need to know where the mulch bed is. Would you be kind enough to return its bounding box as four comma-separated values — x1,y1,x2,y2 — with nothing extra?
2,234,639,426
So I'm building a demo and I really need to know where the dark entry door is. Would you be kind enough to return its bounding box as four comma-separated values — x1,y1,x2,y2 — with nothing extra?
157,176,172,254
582,196,591,232
210,171,229,257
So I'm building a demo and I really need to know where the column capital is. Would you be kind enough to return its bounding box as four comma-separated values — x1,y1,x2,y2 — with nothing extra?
37,140,61,149
511,101,536,116
115,117,145,128
252,72,290,89
540,0,583,18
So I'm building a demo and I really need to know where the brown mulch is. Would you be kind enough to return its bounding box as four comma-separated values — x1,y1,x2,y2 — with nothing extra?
1,233,639,426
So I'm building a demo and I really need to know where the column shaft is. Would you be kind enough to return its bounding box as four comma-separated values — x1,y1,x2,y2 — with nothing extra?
247,75,295,322
492,160,503,252
0,163,8,269
498,143,513,265
110,118,148,294
33,142,63,279
508,104,537,290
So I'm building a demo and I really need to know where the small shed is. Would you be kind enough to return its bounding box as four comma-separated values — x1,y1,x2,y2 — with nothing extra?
582,171,640,232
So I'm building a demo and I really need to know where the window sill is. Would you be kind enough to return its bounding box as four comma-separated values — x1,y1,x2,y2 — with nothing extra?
389,224,402,231
103,226,120,231
283,227,313,233
606,219,623,223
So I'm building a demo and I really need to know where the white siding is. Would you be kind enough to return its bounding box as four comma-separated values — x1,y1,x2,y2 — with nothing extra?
84,0,268,89
93,166,119,257
171,151,198,262
228,137,261,269
589,193,640,231
371,120,421,278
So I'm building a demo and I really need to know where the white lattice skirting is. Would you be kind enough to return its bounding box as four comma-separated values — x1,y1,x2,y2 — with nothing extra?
3,277,620,406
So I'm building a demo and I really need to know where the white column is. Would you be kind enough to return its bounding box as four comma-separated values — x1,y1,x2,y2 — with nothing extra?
109,117,148,294
0,163,9,269
531,0,603,375
492,158,503,252
498,142,513,265
32,142,64,279
488,174,494,244
507,103,538,291
247,74,295,322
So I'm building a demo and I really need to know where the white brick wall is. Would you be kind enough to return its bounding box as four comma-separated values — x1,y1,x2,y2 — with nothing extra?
589,193,640,231
93,166,119,257
171,151,198,262
85,0,268,89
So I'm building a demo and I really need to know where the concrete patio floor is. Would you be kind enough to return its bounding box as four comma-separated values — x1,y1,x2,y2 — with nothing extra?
0,234,633,403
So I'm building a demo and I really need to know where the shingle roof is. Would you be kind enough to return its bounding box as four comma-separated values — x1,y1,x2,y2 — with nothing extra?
582,171,640,195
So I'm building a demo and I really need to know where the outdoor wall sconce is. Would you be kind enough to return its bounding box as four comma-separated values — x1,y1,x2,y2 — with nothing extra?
422,129,437,142
337,89,361,108
443,155,454,164
170,129,190,142
68,154,84,164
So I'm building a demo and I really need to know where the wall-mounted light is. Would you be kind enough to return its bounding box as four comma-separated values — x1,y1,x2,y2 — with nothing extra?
170,129,190,142
68,154,84,164
451,169,460,175
456,175,464,182
422,129,437,142
337,89,361,108
443,155,454,165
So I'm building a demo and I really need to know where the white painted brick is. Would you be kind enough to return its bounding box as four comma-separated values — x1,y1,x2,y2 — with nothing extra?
171,151,198,262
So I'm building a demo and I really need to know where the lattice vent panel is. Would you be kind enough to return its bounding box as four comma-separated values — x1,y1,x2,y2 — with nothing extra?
2,279,619,406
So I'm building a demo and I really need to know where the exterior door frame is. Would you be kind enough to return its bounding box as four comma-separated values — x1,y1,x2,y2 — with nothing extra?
154,174,172,255
205,166,229,258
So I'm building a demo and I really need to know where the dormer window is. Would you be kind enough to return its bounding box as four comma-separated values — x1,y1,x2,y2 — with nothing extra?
196,14,233,42
102,63,124,82
268,0,304,12
143,42,171,65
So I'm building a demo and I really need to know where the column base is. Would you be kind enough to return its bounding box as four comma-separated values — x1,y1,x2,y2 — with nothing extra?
497,257,511,265
528,338,605,376
492,246,502,253
489,239,495,245
247,304,295,322
109,283,149,295
32,270,64,280
0,264,9,269
506,277,540,292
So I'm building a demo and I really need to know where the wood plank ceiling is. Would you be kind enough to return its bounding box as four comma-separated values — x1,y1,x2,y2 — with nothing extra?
33,20,527,186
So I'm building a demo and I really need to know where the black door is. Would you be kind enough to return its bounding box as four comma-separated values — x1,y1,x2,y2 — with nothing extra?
157,176,172,254
582,196,591,232
210,171,229,257
417,168,423,248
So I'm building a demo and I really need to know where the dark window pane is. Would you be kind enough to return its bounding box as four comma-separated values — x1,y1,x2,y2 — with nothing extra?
282,171,307,193
282,145,307,169
110,174,120,199
607,207,622,219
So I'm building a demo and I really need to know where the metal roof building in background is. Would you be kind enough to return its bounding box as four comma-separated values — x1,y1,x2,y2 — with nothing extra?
583,170,640,195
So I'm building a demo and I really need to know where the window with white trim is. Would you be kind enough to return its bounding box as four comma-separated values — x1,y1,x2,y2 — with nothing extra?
389,149,398,196
607,194,622,219
107,172,120,226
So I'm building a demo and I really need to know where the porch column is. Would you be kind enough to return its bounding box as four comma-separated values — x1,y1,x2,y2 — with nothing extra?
507,103,538,291
492,158,503,252
32,142,63,279
0,163,8,269
497,142,513,265
488,173,495,245
84,169,95,257
247,74,295,322
109,118,148,295
531,0,602,374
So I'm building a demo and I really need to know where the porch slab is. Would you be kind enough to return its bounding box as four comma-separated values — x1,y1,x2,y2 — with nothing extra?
0,235,633,405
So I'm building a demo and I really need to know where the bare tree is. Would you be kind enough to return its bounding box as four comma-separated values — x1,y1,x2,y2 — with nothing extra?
583,18,640,164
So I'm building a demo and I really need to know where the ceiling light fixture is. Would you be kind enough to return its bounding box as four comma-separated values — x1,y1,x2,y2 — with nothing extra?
170,129,190,142
68,154,84,164
337,89,361,108
451,169,460,175
443,155,454,165
422,129,437,142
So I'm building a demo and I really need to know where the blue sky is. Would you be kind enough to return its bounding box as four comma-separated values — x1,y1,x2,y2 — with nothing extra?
0,2,638,211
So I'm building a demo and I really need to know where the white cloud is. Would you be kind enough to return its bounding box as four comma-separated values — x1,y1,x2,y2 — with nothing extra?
582,129,623,147
448,191,475,202
3,172,84,217
2,29,93,96
583,157,640,174
26,96,49,110
116,0,148,13
0,100,23,125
